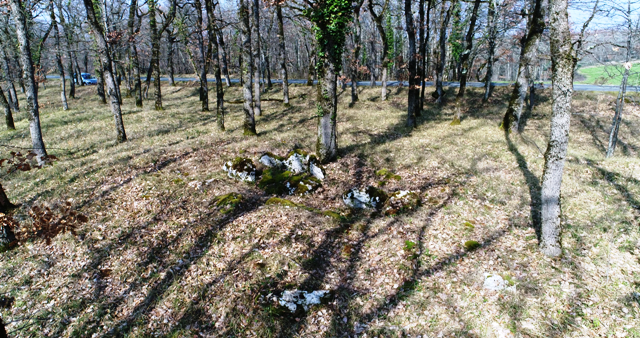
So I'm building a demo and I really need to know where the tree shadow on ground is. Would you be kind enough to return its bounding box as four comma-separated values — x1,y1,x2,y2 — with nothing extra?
504,130,542,240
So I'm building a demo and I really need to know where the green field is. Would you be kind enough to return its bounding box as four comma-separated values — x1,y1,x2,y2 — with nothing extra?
577,62,640,85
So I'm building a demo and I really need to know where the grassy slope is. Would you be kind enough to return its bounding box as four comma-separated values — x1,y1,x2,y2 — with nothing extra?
577,63,640,86
0,81,639,337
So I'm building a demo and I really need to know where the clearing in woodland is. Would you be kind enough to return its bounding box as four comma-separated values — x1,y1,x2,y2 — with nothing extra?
0,81,639,337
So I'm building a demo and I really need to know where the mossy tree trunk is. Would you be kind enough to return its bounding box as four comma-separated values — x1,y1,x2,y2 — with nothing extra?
540,0,574,257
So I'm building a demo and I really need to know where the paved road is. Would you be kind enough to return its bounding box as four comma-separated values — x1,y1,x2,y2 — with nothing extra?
47,75,635,92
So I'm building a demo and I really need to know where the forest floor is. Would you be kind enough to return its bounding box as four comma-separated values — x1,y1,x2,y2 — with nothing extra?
0,81,639,338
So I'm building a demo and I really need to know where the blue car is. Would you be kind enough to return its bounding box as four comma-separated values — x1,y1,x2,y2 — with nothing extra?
80,73,97,85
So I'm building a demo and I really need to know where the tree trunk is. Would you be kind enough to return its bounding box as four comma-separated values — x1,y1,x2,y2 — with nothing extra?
205,0,225,131
483,0,498,102
0,87,15,130
9,0,48,162
96,63,107,104
127,0,143,107
276,4,289,106
419,0,431,112
405,0,419,127
167,32,175,86
50,0,68,110
0,183,15,214
0,46,19,112
606,3,632,158
83,0,127,143
194,0,209,111
540,0,573,257
149,0,163,110
350,1,364,105
456,0,481,98
216,30,232,87
240,0,256,135
251,0,262,116
368,0,390,101
316,55,338,163
503,0,545,132
435,1,452,104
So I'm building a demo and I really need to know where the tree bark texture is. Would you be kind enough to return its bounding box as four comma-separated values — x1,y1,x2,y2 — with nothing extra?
127,0,143,107
540,0,574,257
9,0,48,162
83,0,127,143
0,87,14,130
240,0,256,135
503,0,545,132
405,0,419,127
251,0,262,116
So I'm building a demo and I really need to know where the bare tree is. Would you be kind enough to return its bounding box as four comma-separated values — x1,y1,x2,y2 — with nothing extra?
49,0,69,110
606,0,637,158
8,0,48,162
276,3,290,105
368,0,390,101
82,0,127,142
503,0,545,132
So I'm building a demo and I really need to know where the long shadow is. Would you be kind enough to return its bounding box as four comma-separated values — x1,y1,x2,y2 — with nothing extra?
588,162,640,220
323,176,459,336
505,130,542,240
353,228,508,335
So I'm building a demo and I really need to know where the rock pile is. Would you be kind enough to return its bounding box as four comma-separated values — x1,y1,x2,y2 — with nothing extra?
223,149,326,196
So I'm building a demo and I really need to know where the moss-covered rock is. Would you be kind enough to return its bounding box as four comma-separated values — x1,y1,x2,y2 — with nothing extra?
223,157,258,182
342,186,388,209
464,240,481,251
284,149,309,174
259,168,321,195
383,190,421,216
258,152,286,169
308,155,325,181
213,192,244,214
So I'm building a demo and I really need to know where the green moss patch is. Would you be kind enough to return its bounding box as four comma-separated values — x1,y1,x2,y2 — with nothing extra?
376,169,402,181
213,192,244,214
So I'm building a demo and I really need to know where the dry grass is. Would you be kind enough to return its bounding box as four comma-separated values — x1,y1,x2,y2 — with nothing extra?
0,80,638,338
